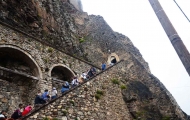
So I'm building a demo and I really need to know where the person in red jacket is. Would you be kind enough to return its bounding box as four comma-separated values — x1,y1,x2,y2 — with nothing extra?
22,104,32,116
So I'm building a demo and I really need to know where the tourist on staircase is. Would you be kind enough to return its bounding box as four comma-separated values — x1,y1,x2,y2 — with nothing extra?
34,90,46,106
81,71,87,81
71,76,79,87
22,104,32,116
11,104,23,119
42,89,50,103
51,87,57,99
0,110,7,119
87,67,96,78
61,82,70,94
101,62,106,71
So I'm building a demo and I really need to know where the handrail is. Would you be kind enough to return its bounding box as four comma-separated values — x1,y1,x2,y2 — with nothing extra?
22,60,124,120
52,78,67,83
0,66,39,80
0,20,101,70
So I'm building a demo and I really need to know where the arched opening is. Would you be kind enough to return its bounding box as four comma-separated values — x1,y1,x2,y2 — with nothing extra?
0,46,41,77
107,53,120,65
49,64,75,92
110,56,117,64
0,45,42,113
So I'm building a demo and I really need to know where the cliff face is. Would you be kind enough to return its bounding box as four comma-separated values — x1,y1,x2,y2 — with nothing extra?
0,0,188,119
0,0,82,54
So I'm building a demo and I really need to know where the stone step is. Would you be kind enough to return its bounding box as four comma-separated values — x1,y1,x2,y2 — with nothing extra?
22,60,124,120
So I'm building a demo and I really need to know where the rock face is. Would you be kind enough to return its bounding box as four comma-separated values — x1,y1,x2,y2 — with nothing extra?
0,0,188,119
0,0,81,55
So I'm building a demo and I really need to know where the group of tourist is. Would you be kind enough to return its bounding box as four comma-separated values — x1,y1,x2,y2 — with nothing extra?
0,104,32,120
34,66,98,105
0,63,109,120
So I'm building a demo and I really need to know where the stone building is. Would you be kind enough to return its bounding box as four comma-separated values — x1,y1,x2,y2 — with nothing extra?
0,0,189,119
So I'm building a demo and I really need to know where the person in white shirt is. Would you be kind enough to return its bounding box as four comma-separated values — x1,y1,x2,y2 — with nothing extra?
0,110,7,118
81,72,87,80
51,87,57,99
71,76,79,87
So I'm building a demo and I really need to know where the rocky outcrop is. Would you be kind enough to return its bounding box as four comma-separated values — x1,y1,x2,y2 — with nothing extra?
0,0,188,119
0,0,82,54
77,15,149,71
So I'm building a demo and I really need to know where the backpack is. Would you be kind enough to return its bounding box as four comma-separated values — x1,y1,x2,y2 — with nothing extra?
11,109,22,119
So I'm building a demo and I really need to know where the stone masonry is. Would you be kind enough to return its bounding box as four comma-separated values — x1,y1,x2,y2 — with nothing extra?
0,0,189,119
0,23,98,116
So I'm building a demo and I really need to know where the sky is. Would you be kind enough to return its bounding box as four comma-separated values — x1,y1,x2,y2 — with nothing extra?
81,0,190,115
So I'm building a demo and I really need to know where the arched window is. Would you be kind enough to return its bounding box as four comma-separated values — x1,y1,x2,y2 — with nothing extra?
49,64,75,91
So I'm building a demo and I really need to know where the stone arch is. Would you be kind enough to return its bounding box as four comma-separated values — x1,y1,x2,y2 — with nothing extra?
107,53,120,64
49,64,75,91
49,64,76,81
0,44,42,113
0,44,42,79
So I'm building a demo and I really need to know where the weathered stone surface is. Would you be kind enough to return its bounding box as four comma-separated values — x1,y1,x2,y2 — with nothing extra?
0,0,188,119
0,23,95,117
0,95,3,99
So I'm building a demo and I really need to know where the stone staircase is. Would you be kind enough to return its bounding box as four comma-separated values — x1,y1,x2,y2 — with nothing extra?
22,60,124,120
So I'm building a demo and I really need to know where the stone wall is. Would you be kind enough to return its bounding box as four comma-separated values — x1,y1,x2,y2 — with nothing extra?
0,78,38,116
0,23,98,114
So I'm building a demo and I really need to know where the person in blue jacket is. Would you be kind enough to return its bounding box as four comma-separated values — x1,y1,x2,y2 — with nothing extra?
42,89,50,102
61,82,70,94
101,62,106,70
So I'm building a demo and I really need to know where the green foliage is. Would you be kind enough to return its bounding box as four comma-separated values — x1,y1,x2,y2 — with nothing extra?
102,85,106,89
63,60,66,64
52,118,59,120
136,110,146,118
95,90,104,100
96,90,104,95
62,110,67,116
48,47,53,53
79,37,85,43
70,100,75,106
43,58,49,63
37,14,42,20
95,94,101,100
120,84,127,90
111,78,120,85
162,116,170,120
43,117,49,120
